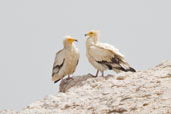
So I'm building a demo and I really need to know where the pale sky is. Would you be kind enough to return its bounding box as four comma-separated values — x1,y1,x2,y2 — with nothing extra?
0,0,171,110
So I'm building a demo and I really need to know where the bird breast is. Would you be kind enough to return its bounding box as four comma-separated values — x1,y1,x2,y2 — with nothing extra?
86,48,107,71
65,46,79,74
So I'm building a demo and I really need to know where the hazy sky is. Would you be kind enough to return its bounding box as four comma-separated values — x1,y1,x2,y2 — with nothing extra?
0,0,171,110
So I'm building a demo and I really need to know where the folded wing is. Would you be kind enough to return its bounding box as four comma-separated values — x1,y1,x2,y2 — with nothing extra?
52,49,65,82
89,43,135,72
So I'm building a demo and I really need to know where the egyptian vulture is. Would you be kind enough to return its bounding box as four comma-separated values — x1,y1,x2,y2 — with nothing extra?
52,36,79,85
85,30,136,77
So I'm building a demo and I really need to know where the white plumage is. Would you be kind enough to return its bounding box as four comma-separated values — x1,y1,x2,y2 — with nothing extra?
52,36,79,84
85,30,135,77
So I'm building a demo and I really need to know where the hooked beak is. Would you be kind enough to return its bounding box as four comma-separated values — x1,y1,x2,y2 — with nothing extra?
74,39,78,42
85,34,88,37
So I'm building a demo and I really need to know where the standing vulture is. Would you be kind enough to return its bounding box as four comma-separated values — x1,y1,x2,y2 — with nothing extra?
85,30,135,77
52,36,79,85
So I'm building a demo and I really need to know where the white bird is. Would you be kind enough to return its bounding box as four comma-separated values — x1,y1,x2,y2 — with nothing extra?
52,36,79,85
85,30,136,77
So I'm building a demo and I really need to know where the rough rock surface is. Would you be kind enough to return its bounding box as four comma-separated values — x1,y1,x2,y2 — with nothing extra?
1,61,171,114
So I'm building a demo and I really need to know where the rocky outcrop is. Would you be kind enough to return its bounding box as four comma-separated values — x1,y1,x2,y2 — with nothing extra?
1,61,171,114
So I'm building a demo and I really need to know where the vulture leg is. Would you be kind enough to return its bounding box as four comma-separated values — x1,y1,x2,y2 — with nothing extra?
102,71,104,77
88,70,99,77
66,75,74,80
60,78,64,87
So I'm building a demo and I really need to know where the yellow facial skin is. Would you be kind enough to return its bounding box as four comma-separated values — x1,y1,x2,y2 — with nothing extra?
85,31,95,37
68,38,78,44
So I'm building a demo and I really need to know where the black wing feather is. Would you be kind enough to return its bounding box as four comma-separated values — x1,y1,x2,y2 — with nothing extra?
96,57,136,72
52,59,65,77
